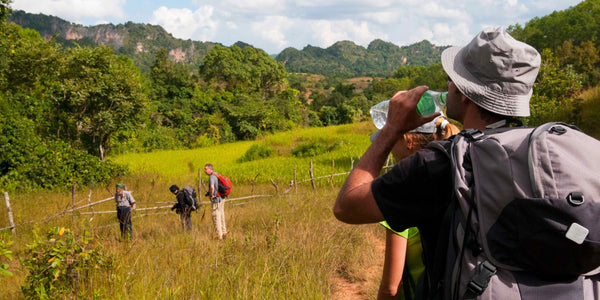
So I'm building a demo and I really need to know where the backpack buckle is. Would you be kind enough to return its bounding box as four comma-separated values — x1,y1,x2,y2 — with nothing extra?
465,261,497,296
461,129,484,141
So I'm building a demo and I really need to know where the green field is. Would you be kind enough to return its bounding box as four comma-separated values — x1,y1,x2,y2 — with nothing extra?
112,121,375,187
0,122,385,299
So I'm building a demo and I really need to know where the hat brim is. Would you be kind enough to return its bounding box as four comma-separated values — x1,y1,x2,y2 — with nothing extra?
442,46,531,117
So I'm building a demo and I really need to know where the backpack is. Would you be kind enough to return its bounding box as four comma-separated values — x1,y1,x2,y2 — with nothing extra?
215,173,232,197
182,186,198,211
427,121,600,300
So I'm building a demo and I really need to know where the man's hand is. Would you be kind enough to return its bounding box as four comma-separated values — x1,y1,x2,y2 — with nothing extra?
383,86,441,138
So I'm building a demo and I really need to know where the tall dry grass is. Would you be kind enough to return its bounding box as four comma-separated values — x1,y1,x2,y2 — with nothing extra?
0,122,384,299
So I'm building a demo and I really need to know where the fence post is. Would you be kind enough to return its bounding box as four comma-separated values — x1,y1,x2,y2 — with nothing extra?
72,181,77,225
351,157,354,170
87,189,94,223
270,178,279,194
309,161,316,191
330,159,335,189
293,168,297,193
3,192,16,236
198,168,203,197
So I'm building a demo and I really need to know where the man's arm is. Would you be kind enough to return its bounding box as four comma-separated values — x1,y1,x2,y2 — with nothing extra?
128,192,136,209
208,177,215,201
333,86,439,224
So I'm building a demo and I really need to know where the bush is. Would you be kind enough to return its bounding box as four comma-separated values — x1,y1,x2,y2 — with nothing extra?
20,227,113,299
0,109,127,191
238,143,275,163
0,238,12,277
291,141,340,157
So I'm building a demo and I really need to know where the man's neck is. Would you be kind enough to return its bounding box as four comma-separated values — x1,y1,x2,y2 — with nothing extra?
461,101,502,131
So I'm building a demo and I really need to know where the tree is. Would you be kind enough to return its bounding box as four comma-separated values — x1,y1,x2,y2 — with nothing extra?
54,46,148,160
200,45,287,100
0,0,11,24
528,48,583,125
555,40,600,86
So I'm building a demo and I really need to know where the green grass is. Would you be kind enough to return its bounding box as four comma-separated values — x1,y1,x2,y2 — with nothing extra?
0,122,384,299
111,121,374,187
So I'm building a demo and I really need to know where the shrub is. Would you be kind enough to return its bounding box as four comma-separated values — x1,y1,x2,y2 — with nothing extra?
20,227,113,299
0,238,12,277
238,143,275,163
291,141,340,157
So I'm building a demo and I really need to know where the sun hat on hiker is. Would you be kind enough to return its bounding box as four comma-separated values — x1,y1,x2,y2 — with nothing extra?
116,183,125,189
441,26,541,117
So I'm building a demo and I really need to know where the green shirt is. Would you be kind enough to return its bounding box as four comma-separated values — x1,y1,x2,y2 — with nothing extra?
380,222,425,299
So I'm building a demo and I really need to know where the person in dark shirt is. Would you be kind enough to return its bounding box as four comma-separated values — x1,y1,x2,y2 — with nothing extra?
334,26,541,298
170,185,192,231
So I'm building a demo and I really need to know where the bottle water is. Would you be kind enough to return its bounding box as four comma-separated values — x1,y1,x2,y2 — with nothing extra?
369,91,447,129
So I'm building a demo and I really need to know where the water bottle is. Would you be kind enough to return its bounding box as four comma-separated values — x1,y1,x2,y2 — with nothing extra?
369,91,448,129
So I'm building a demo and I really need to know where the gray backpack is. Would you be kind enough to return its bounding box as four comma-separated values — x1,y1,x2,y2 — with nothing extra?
182,186,198,211
429,121,600,300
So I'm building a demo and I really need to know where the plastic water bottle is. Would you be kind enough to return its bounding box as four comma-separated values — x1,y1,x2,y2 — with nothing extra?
369,91,448,129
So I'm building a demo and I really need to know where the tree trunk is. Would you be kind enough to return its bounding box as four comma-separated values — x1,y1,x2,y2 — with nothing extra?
99,144,105,161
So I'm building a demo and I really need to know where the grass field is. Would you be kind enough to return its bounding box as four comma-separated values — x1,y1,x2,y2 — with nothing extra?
0,122,384,299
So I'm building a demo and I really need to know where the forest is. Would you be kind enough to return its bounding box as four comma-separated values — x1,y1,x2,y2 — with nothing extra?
1,0,600,192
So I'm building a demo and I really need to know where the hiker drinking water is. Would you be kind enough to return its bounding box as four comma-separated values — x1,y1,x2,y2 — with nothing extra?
169,184,197,231
115,183,136,241
334,27,600,299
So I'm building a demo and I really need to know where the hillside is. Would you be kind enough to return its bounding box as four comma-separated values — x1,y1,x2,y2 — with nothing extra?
276,39,448,77
7,10,221,73
7,10,446,77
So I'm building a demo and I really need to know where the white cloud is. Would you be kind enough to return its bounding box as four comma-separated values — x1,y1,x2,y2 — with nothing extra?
10,0,585,54
150,6,217,41
11,0,126,23
251,16,292,48
309,19,386,48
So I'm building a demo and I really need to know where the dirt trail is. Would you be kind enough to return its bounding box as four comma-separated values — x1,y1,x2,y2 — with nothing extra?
332,234,386,299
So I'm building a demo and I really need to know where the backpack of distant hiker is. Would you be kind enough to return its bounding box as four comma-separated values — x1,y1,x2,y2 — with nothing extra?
215,173,232,197
425,121,600,300
182,186,198,211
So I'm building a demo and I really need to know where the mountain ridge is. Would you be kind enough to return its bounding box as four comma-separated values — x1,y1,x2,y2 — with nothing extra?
8,10,446,77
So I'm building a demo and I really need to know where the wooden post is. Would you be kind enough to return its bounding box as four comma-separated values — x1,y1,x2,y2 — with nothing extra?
87,189,94,222
251,174,259,195
351,157,354,170
3,192,16,236
330,159,335,188
293,168,297,193
270,178,279,194
309,161,316,191
72,181,77,225
198,168,203,196
72,181,77,207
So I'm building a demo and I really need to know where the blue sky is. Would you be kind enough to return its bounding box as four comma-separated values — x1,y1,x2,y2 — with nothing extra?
11,0,583,54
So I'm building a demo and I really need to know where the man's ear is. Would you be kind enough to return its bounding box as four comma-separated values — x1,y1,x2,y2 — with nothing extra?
405,138,413,150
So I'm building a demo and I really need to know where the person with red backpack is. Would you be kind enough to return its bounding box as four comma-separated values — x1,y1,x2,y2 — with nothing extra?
204,163,228,240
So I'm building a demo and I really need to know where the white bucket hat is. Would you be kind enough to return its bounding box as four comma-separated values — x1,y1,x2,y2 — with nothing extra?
441,26,541,117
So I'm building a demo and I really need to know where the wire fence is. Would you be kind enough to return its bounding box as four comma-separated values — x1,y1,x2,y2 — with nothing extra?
1,157,396,236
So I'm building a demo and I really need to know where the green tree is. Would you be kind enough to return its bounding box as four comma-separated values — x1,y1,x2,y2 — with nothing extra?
53,46,148,160
200,45,287,100
529,48,583,125
0,0,11,24
555,40,600,86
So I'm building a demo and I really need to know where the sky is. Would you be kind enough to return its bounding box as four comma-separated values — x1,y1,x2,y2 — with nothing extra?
10,0,584,55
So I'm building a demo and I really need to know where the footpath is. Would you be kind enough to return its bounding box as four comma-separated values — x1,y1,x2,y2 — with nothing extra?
332,233,386,299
